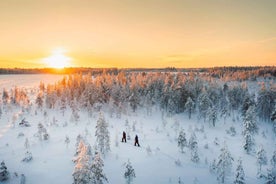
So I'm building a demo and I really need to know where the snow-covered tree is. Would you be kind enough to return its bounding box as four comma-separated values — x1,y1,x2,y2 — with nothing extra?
210,159,217,174
264,168,276,184
198,92,212,122
90,153,108,184
185,97,195,119
2,89,9,104
243,105,258,135
24,138,30,150
216,144,234,183
0,161,9,181
95,113,110,156
75,134,84,152
271,107,276,134
271,151,276,168
257,88,275,122
188,132,197,150
191,142,200,163
20,174,26,184
208,106,218,127
257,146,268,174
37,123,49,140
124,160,136,184
129,92,139,112
177,129,187,153
70,98,80,122
234,158,245,184
243,129,254,154
65,136,70,148
35,92,43,109
73,144,92,184
22,151,33,162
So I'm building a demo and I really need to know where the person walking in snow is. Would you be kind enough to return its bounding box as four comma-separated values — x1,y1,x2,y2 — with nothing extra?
122,131,127,143
134,135,140,147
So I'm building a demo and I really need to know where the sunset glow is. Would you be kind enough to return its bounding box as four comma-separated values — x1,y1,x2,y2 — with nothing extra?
42,48,72,69
0,0,275,68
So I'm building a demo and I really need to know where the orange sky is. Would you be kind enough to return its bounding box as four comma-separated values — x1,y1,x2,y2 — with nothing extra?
0,0,275,68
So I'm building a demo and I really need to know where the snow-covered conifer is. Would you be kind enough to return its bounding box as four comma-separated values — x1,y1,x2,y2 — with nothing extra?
243,129,254,154
234,158,245,184
2,89,9,104
72,144,92,184
241,94,255,119
90,153,108,184
185,97,195,119
35,92,43,109
0,161,9,181
65,136,70,148
124,160,135,184
188,132,197,150
243,105,258,135
257,146,268,173
210,159,217,174
20,174,26,184
22,151,33,162
95,113,110,156
70,99,80,122
177,129,187,153
271,151,276,168
264,168,276,184
198,92,212,122
191,142,200,163
208,106,218,127
257,88,275,122
216,144,233,183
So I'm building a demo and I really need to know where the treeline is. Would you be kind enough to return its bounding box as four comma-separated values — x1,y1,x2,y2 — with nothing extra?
35,71,276,126
0,68,119,75
0,66,275,80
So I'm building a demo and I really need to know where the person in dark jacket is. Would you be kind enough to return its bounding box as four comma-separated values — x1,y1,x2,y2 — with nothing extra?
134,135,140,147
122,131,127,143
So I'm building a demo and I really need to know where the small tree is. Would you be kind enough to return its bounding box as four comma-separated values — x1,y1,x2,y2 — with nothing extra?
2,89,9,104
24,138,30,150
20,174,26,184
257,146,267,175
0,161,9,181
188,132,197,150
271,151,276,168
191,142,200,163
177,129,187,153
216,144,234,183
90,153,108,184
35,92,44,109
124,160,136,184
264,168,276,184
243,129,254,154
65,136,70,148
234,158,246,184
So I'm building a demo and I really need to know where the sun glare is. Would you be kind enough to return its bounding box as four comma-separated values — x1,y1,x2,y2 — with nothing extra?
42,48,72,69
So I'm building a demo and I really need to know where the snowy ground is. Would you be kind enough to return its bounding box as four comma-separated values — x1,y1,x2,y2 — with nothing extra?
0,75,275,184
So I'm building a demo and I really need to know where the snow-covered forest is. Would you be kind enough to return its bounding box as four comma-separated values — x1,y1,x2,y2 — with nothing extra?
0,67,275,184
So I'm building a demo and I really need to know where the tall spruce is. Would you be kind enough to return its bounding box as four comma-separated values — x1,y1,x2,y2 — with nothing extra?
95,113,110,156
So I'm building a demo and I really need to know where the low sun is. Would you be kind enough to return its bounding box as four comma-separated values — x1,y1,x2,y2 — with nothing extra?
42,48,72,69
